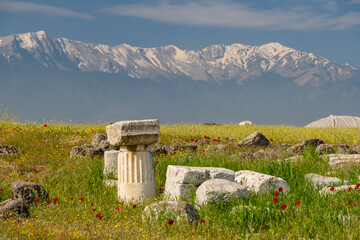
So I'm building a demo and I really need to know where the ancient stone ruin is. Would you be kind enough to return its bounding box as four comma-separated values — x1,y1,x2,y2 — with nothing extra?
106,119,159,202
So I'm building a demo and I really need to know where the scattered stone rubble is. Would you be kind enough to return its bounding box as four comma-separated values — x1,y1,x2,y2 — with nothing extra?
305,173,350,189
0,145,18,156
0,181,48,220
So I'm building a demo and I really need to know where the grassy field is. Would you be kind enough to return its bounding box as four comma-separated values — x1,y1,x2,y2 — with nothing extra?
1,119,360,239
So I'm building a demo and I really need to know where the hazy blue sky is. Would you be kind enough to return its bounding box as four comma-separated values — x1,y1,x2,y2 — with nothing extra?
0,0,359,66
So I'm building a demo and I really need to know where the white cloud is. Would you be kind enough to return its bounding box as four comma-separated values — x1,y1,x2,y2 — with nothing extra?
101,0,360,30
0,0,94,20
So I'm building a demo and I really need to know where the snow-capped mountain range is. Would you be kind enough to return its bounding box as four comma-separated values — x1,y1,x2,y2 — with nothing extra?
1,30,358,86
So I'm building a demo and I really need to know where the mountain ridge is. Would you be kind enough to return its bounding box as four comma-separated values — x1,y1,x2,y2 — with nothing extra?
1,30,358,86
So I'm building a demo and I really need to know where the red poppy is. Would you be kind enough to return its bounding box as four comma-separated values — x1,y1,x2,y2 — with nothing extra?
200,220,205,224
168,219,174,225
44,124,47,127
273,192,279,196
295,201,300,206
278,187,283,192
22,151,24,154
96,213,103,220
92,208,96,212
355,202,359,206
237,144,241,147
80,198,84,201
132,204,136,209
186,139,189,142
116,207,119,210
56,182,59,184
155,161,159,164
35,198,40,202
190,139,194,142
195,139,198,142
281,204,287,209
329,201,334,204
330,187,335,191
239,169,244,171
225,138,229,140
46,199,51,203
71,197,74,200
0,188,3,191
273,198,278,204
348,200,352,205
25,180,28,182
210,209,213,212
270,138,273,142
348,187,352,192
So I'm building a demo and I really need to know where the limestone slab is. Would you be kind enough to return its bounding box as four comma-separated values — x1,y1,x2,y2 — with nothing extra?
327,154,360,168
305,173,349,189
195,179,248,205
106,119,159,146
104,150,119,179
235,170,290,194
164,182,197,201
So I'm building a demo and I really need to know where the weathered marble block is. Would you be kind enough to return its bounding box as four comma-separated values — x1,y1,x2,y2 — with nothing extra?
235,170,290,194
104,150,119,179
106,119,159,146
164,165,235,200
195,179,248,205
305,173,349,189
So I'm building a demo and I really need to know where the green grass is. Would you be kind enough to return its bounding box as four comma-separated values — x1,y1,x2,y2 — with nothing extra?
1,120,360,239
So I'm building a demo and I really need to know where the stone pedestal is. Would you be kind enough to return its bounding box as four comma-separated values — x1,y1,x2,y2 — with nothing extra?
104,150,119,179
106,119,159,202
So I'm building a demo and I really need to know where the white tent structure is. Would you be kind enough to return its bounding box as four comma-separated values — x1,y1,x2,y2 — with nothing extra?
305,115,360,128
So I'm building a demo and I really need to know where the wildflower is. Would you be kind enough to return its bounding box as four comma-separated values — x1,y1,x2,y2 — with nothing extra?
237,144,241,147
295,201,300,206
155,161,159,164
71,197,74,200
281,204,287,209
186,139,189,142
270,138,273,142
329,201,334,204
195,139,198,142
273,192,279,197
44,124,47,127
96,213,103,220
22,151,24,154
348,187,352,192
25,180,28,182
80,197,84,201
35,198,40,202
330,187,335,191
190,139,194,142
210,209,213,212
348,200,352,205
0,188,3,191
56,182,59,184
273,198,278,204
168,219,174,225
132,204,136,209
116,207,120,210
355,202,359,206
47,199,51,203
278,187,283,192
92,208,96,212
200,220,205,224
54,197,59,204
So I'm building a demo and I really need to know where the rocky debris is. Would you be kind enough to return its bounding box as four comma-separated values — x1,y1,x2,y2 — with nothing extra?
352,144,360,154
327,154,360,168
143,200,200,225
235,170,290,194
165,165,235,200
0,181,48,220
238,152,254,161
206,144,226,153
305,173,350,189
195,179,248,205
91,133,107,146
0,199,30,219
288,138,324,154
152,144,198,156
104,150,119,178
253,149,280,160
316,143,350,155
70,144,104,158
238,132,270,147
319,184,358,194
238,121,253,126
0,145,18,156
106,119,159,146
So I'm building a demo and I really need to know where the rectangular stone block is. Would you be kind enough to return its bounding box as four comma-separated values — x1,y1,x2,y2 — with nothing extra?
166,165,235,186
106,119,159,146
164,182,196,201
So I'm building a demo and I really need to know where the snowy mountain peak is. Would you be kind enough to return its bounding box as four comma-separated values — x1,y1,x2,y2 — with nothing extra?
1,31,358,86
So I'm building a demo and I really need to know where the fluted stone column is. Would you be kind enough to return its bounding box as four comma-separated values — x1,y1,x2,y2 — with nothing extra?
106,119,159,202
